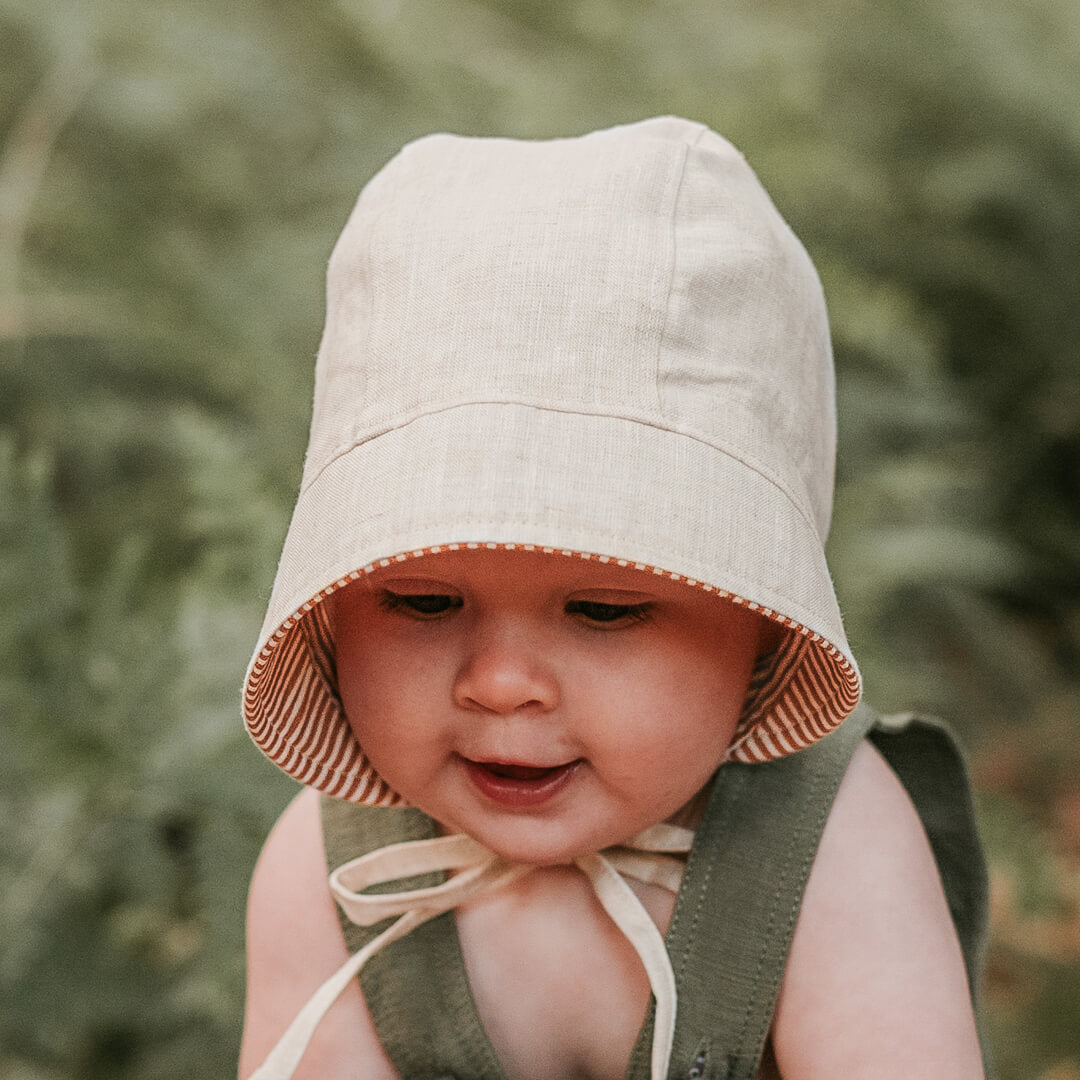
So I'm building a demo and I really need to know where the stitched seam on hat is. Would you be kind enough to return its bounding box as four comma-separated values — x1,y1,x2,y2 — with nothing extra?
309,400,825,543
651,138,690,415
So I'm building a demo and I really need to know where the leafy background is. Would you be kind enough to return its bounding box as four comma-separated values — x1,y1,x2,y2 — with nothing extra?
2,0,1078,1077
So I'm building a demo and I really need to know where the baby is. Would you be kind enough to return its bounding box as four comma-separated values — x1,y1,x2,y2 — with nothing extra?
238,117,988,1079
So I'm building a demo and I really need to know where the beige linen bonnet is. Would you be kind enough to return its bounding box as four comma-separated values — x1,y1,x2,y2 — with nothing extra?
243,116,861,805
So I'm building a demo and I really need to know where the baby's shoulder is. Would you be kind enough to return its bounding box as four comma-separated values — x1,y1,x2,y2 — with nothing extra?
248,788,328,917
769,740,984,1078
239,789,399,1080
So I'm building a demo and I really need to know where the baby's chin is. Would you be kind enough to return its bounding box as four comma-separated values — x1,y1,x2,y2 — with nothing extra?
429,812,671,868
429,819,590,866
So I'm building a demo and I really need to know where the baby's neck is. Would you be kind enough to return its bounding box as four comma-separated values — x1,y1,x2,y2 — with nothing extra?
452,842,681,1080
663,776,714,831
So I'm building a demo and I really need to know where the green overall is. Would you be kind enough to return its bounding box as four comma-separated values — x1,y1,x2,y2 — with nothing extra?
321,704,989,1079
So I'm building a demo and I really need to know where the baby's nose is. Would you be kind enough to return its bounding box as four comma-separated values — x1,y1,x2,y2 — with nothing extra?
451,627,559,715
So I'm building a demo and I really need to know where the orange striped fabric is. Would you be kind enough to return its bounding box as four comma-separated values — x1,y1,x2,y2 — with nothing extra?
243,543,861,804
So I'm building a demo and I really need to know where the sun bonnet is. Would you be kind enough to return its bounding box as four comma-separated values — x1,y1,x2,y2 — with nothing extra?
243,116,861,804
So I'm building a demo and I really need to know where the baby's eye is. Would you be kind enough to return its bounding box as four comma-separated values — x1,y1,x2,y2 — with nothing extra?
566,600,651,624
379,591,463,618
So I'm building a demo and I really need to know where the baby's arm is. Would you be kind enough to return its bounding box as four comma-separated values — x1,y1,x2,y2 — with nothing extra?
770,740,984,1078
238,788,401,1080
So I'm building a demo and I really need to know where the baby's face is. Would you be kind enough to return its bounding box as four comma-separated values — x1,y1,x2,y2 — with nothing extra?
330,548,762,866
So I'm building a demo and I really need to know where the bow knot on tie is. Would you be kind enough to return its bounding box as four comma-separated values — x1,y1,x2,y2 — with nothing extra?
251,824,695,1080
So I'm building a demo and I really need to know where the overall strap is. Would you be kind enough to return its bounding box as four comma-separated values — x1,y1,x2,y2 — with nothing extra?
637,708,990,1080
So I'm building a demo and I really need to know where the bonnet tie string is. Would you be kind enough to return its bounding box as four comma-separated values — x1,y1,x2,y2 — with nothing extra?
249,822,695,1080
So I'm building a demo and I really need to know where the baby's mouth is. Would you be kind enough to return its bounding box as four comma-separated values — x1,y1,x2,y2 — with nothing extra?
478,762,567,781
462,757,582,807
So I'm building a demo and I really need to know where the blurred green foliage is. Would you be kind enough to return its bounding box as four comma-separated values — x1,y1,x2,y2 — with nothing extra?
1,1,1078,1077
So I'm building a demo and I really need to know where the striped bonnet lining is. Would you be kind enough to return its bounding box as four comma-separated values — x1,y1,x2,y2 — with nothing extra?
243,544,861,804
